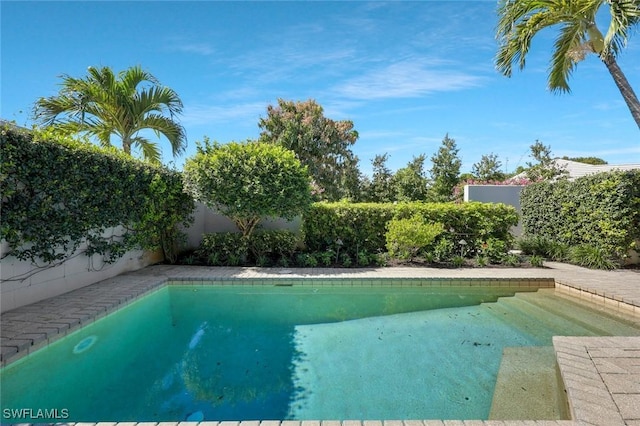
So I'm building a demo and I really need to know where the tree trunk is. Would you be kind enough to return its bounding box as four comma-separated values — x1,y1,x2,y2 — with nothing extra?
602,54,640,130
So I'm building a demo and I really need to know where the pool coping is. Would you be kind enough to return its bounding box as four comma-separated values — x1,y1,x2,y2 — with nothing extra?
2,263,640,425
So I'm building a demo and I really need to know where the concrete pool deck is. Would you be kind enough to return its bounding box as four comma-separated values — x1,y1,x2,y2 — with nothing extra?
1,262,639,425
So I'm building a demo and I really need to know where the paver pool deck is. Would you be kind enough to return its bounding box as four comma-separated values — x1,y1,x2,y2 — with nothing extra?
1,262,639,425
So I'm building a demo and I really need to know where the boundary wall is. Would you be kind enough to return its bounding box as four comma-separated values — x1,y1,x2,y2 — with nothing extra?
464,184,525,236
0,228,162,313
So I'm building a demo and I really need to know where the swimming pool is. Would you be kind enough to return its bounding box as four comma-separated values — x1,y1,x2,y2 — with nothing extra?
2,281,639,422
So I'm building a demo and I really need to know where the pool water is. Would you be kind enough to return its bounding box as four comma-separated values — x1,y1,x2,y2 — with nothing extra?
2,284,639,422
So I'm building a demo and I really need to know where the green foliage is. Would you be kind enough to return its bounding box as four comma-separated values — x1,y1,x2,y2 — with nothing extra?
472,153,506,182
249,229,299,263
529,255,544,267
183,139,312,237
197,230,299,266
258,98,360,201
386,216,444,260
521,170,640,265
517,235,570,261
429,134,461,201
433,238,456,263
367,153,394,202
392,154,429,201
33,65,186,164
495,0,640,128
524,141,567,181
504,253,522,267
303,201,518,260
197,233,248,266
569,244,618,270
0,125,194,266
478,237,509,264
562,156,608,165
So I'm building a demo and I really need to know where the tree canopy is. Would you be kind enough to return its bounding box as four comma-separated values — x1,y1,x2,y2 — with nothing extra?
33,65,187,164
182,138,312,237
258,98,360,201
429,134,462,201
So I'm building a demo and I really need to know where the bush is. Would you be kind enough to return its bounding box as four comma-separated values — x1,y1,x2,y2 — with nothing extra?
197,233,248,266
521,170,640,264
477,237,509,264
569,244,618,270
0,125,194,266
198,230,299,266
183,138,312,237
303,201,518,258
386,216,444,261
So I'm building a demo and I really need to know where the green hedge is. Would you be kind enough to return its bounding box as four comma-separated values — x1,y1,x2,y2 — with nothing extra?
521,171,640,262
0,125,194,265
302,201,518,256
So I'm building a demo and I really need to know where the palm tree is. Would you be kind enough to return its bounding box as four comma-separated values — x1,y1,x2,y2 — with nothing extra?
34,66,187,163
496,0,640,129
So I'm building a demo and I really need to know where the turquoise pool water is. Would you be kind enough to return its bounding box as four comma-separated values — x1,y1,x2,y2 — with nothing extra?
2,283,639,422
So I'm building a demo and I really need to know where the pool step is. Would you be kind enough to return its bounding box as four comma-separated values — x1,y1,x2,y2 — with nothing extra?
481,296,575,343
514,289,640,336
489,346,568,420
498,295,599,337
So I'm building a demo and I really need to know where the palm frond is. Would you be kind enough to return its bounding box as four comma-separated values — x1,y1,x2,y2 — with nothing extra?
604,0,640,57
137,114,187,157
131,135,162,164
548,20,588,93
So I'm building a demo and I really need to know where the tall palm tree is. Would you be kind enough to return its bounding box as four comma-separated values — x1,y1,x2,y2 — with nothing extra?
34,66,186,163
496,0,640,129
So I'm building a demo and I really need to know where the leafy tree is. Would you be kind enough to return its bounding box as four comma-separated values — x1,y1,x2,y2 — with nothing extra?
496,0,640,129
183,138,312,237
367,153,395,202
429,134,462,201
525,140,567,181
258,98,360,201
561,156,608,165
33,65,186,164
392,154,429,201
472,153,506,181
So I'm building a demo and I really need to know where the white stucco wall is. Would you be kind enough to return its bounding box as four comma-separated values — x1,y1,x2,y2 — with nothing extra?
183,202,302,249
464,185,525,236
0,234,163,313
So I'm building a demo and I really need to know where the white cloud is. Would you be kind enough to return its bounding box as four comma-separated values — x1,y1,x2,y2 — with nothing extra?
181,102,266,126
333,59,484,100
164,36,215,56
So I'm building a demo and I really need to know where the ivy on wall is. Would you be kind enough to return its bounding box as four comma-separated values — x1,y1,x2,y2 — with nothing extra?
0,125,194,273
520,171,640,261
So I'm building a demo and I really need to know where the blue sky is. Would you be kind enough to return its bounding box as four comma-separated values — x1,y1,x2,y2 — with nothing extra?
2,1,639,176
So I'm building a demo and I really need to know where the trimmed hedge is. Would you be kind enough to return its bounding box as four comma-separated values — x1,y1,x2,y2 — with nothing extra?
302,201,518,257
0,125,194,266
520,171,640,263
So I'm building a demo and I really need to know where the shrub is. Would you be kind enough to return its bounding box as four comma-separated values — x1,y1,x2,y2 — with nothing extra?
478,238,509,264
249,230,299,263
0,125,194,267
183,138,312,237
198,233,248,266
198,230,299,266
521,170,640,264
303,201,518,258
529,255,544,267
569,244,618,270
386,216,444,261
